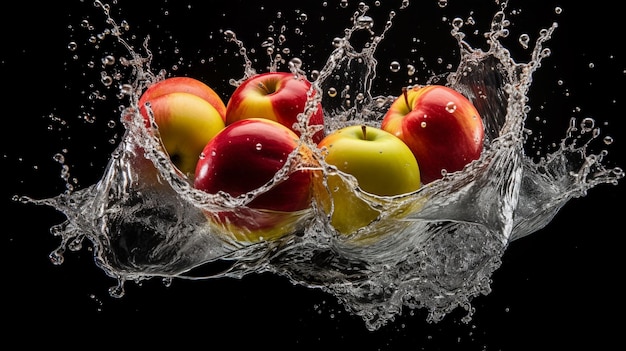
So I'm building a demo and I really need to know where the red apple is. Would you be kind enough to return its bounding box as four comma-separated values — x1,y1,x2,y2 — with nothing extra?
137,77,227,177
224,72,325,143
381,85,485,184
194,118,318,242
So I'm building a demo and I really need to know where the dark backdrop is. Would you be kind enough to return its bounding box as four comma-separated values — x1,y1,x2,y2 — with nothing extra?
3,1,624,349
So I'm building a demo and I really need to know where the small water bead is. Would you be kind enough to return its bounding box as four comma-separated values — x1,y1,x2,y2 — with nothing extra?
310,70,320,81
407,64,416,76
445,101,457,113
67,41,78,51
389,61,401,72
356,15,374,30
555,7,563,15
119,83,133,96
327,87,338,97
340,0,348,8
101,74,113,86
255,143,263,151
580,117,595,132
332,37,344,48
420,121,427,128
49,250,64,265
437,0,448,8
603,136,614,145
452,17,463,30
518,33,530,49
223,30,237,42
400,0,410,9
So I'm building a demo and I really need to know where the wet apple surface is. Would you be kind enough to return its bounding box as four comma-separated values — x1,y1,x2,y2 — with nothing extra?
4,1,624,347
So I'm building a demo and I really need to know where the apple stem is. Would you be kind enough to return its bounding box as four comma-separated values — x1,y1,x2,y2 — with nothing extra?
402,86,410,110
361,124,367,140
258,82,270,94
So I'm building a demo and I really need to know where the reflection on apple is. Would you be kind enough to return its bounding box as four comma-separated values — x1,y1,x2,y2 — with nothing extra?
381,85,485,184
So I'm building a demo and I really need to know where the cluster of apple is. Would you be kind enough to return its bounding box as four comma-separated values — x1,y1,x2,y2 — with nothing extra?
136,71,484,242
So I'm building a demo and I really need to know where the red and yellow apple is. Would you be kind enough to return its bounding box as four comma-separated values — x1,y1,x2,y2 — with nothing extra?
224,72,325,143
317,124,421,235
137,77,227,177
381,85,484,184
194,118,318,242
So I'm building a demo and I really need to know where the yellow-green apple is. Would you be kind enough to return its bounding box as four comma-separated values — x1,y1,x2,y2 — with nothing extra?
194,118,318,242
317,125,421,235
381,85,484,184
224,72,325,143
137,77,227,177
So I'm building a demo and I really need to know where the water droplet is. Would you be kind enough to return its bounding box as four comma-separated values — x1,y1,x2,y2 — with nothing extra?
603,136,614,145
420,121,427,128
445,101,457,113
437,0,448,8
580,117,595,132
67,41,78,51
340,0,348,8
518,33,530,49
255,143,263,151
390,61,401,72
223,30,237,42
328,87,338,97
356,15,374,30
407,64,416,76
452,17,463,29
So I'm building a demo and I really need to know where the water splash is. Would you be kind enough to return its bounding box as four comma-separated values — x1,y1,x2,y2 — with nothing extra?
19,0,623,331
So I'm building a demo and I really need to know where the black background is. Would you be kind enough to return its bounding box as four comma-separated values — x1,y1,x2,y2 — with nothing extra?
3,1,624,349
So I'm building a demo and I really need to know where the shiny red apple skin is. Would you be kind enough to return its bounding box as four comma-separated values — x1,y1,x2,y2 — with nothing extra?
139,76,227,121
381,85,485,184
194,118,317,241
224,72,325,143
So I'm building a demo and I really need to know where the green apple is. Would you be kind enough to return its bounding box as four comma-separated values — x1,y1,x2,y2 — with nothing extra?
317,125,421,235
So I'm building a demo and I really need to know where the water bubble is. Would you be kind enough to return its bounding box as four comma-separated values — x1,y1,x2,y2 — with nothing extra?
452,18,463,29
53,153,65,164
518,33,530,49
389,61,401,72
580,117,595,132
223,30,237,42
437,0,448,8
407,64,416,76
356,15,374,30
67,41,78,51
299,13,308,22
445,101,457,113
255,143,263,151
101,74,113,86
102,55,116,66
